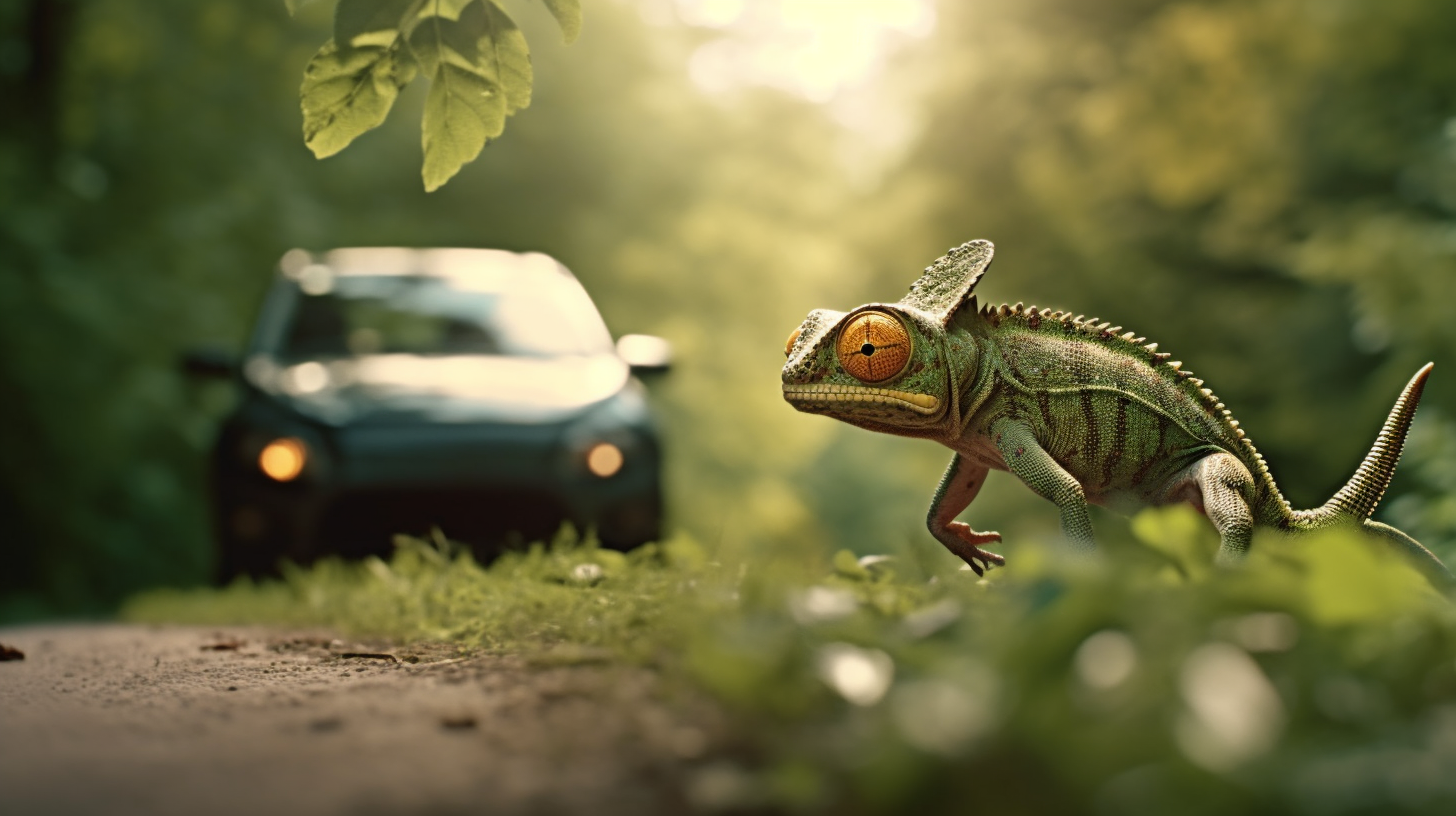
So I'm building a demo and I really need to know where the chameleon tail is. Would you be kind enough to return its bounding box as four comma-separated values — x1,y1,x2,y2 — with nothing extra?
1291,363,1452,590
1296,362,1432,528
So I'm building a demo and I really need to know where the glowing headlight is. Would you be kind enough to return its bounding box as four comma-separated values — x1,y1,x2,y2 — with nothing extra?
586,442,624,478
259,437,308,482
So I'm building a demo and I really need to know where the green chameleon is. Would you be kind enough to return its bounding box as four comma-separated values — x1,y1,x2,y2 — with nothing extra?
781,239,1451,586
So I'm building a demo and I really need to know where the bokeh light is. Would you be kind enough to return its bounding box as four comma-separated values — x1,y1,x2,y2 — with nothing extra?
587,442,625,478
258,438,308,483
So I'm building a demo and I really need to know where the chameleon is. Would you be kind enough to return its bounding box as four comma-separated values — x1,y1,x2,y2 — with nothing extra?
781,239,1452,586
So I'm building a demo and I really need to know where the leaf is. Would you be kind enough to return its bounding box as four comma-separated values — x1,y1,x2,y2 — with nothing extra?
335,0,417,46
420,64,505,190
408,7,486,77
285,0,327,16
411,12,505,191
480,1,532,113
539,0,581,44
1130,505,1218,580
300,39,409,159
832,550,871,581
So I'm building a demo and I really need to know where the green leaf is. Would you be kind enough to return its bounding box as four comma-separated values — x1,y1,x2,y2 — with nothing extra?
335,0,417,46
539,0,581,44
480,1,532,113
411,11,505,191
284,0,326,16
832,550,871,581
420,64,504,191
408,7,486,77
300,39,411,159
1130,505,1218,580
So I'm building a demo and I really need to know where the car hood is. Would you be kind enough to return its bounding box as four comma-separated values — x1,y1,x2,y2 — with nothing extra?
251,353,630,426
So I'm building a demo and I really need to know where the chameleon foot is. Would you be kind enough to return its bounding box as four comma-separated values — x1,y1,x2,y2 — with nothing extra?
943,522,1005,576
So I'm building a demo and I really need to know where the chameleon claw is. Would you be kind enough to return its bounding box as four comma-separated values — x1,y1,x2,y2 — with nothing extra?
947,522,1001,546
959,547,1004,576
943,522,1005,574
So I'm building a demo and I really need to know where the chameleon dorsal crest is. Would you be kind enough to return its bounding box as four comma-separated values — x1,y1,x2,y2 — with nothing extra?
899,239,994,326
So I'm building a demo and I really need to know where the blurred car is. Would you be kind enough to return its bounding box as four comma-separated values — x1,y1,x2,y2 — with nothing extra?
189,247,669,580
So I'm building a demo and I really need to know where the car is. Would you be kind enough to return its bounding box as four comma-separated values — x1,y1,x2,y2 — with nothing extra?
188,247,669,580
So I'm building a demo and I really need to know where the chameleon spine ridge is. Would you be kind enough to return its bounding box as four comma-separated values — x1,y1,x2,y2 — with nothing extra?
982,301,1290,513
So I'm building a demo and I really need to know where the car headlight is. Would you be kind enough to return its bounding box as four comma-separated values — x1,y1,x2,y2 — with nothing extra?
258,437,309,482
585,442,624,478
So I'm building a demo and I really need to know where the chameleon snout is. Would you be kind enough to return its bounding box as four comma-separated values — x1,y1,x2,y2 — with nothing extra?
781,354,830,386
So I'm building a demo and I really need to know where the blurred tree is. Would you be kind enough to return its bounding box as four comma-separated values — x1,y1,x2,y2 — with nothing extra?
4,0,1456,619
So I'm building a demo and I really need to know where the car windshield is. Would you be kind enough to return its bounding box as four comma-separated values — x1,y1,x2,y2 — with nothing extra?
279,270,613,360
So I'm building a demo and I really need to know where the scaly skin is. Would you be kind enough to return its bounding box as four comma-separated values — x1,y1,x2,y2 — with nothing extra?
781,239,1452,587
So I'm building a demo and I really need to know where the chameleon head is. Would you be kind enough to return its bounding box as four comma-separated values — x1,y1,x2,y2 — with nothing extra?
781,304,955,429
780,239,995,432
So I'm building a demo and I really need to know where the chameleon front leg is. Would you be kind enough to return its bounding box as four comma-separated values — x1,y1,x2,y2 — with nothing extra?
992,420,1097,550
928,454,1005,575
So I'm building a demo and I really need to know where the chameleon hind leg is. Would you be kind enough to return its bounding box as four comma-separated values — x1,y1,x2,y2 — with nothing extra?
1165,452,1255,565
927,454,1004,575
992,420,1096,550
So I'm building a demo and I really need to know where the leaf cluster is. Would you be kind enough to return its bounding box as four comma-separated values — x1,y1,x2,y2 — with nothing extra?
297,0,579,190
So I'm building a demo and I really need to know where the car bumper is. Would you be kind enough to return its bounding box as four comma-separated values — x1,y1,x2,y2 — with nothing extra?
213,421,662,577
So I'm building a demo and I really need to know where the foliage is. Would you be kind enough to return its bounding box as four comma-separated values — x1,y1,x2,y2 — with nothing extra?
125,510,1456,814
295,0,580,190
10,1,1456,808
5,0,1456,632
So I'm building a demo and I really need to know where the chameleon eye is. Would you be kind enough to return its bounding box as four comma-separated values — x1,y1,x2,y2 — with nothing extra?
836,311,912,383
785,326,802,358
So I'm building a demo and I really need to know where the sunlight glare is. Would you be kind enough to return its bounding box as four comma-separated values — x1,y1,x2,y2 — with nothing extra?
681,0,934,103
676,0,746,28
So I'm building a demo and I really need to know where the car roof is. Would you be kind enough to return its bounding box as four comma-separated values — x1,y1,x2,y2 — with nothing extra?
279,247,576,292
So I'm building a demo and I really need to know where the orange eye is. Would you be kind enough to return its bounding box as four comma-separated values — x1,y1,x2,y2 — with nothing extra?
785,326,803,358
836,311,912,383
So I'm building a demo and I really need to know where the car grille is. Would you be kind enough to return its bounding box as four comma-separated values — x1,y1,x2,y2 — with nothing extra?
335,423,565,486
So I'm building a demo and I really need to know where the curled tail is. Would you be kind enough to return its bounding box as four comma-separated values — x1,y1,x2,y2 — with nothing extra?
1293,363,1452,588
1298,362,1432,526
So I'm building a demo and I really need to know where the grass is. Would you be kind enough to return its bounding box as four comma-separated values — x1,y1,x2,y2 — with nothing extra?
123,512,1456,815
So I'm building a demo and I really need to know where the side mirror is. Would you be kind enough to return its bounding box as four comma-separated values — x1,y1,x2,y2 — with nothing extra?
181,347,240,379
616,334,672,375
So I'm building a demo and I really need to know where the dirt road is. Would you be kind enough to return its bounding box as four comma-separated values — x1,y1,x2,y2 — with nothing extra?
0,624,727,816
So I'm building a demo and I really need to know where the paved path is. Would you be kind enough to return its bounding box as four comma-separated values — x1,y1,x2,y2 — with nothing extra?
0,624,721,816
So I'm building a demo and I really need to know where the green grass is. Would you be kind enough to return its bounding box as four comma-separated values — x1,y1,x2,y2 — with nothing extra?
123,512,1456,815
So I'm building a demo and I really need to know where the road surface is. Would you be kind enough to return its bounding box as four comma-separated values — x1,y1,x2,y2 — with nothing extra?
0,624,727,816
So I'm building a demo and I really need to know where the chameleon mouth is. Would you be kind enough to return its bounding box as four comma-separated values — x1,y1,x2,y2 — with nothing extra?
782,383,941,415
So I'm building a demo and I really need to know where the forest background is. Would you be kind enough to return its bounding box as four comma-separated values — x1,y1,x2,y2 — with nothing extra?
3,0,1456,619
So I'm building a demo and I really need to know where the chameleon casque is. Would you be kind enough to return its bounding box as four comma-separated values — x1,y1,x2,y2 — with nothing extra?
781,239,1452,586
